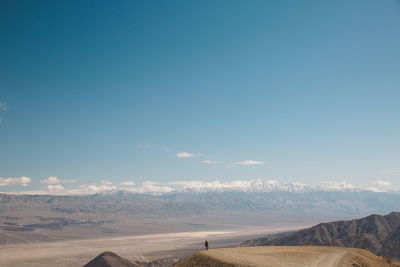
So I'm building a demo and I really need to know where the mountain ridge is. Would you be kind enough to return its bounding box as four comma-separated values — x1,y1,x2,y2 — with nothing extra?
94,179,399,195
242,212,400,260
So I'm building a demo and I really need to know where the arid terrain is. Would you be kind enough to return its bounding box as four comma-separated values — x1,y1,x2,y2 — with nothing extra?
1,192,399,266
1,190,398,245
0,226,303,267
242,212,400,260
175,246,399,267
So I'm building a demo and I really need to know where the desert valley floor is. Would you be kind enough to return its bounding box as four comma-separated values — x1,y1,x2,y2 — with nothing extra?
0,225,304,267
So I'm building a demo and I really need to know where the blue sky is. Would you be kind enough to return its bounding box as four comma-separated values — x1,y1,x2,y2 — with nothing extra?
1,0,400,193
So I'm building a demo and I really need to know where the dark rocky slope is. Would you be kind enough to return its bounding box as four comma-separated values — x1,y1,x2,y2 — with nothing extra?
242,212,400,260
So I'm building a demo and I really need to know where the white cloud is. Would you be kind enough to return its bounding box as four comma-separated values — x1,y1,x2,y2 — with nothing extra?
101,180,113,185
120,181,135,186
177,152,195,158
0,182,114,195
234,160,268,166
0,176,32,186
78,183,117,193
320,181,354,191
371,180,391,187
202,160,217,164
128,181,173,194
39,183,117,195
67,182,172,195
40,176,76,184
48,184,65,192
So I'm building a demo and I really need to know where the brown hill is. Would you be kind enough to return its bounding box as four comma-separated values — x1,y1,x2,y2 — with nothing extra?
84,251,140,267
242,212,400,260
174,246,399,267
84,251,176,267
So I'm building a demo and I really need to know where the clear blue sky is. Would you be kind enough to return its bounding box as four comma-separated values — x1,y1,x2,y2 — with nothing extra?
1,0,400,193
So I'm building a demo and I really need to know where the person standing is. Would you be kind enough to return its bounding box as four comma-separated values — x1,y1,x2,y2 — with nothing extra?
205,240,209,250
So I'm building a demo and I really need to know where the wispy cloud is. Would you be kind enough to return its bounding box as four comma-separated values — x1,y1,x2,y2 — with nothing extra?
202,160,217,164
120,181,135,186
234,160,268,166
101,180,113,185
177,152,196,158
40,176,76,184
371,180,391,187
0,176,32,186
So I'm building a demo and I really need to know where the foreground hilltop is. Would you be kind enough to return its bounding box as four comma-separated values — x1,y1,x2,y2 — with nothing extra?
174,246,398,267
84,247,399,267
84,251,175,267
84,251,138,267
242,212,400,260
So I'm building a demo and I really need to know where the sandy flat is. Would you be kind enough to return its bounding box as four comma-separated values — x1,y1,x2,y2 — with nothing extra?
0,226,300,267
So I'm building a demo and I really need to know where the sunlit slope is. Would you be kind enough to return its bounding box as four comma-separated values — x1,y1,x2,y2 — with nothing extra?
174,246,398,267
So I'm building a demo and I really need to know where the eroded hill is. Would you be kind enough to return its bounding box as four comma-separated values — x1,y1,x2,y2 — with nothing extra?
242,212,400,260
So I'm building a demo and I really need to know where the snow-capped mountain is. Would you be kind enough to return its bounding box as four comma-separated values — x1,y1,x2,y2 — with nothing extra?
89,179,397,196
169,179,312,193
18,179,395,197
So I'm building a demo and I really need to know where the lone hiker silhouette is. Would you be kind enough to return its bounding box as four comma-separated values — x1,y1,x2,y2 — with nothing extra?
205,240,209,250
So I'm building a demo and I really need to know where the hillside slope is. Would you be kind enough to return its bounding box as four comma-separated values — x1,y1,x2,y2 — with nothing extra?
84,251,139,267
83,251,175,267
242,212,400,259
174,246,398,267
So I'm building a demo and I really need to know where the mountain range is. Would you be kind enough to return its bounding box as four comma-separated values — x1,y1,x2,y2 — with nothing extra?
95,179,396,195
1,187,400,245
2,188,400,220
242,212,400,260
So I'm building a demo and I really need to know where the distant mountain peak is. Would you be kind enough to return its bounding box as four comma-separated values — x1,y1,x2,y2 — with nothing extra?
95,189,129,197
169,179,313,193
